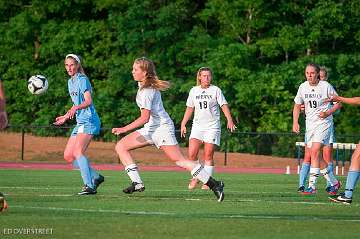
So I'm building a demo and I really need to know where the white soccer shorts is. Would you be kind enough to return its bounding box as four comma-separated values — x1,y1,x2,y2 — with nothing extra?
137,124,178,148
305,122,332,147
189,129,221,146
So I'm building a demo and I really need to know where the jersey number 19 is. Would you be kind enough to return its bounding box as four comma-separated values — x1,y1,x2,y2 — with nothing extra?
308,100,317,108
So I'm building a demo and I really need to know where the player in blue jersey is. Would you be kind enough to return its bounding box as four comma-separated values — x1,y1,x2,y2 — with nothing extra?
328,95,360,204
181,67,236,190
112,57,225,202
54,54,104,195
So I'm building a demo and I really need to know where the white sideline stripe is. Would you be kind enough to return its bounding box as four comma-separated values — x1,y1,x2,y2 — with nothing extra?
6,192,354,206
12,205,175,216
216,214,360,222
0,186,69,190
0,186,295,195
296,142,358,150
10,205,360,221
39,194,74,197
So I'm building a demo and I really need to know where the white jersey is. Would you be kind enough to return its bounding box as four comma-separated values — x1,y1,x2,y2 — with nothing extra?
136,86,174,130
186,85,228,131
294,80,337,131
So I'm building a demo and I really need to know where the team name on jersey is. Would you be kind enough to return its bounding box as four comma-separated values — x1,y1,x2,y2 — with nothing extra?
304,93,322,99
70,91,78,96
195,94,213,100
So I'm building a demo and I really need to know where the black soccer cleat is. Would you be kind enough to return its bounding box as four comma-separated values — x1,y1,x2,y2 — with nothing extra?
94,174,105,189
212,181,225,202
297,186,305,193
123,182,145,194
329,193,352,205
78,185,97,195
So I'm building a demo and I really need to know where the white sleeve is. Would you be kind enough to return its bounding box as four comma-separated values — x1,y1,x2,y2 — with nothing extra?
139,89,154,110
186,88,195,107
294,85,303,105
216,87,228,106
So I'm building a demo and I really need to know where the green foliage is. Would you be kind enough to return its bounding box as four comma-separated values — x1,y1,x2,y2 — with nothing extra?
1,0,360,154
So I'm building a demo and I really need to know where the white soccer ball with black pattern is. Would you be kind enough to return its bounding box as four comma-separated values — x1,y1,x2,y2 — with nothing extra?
28,75,48,95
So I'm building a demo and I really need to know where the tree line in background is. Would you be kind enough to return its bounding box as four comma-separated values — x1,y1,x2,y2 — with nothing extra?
1,0,360,154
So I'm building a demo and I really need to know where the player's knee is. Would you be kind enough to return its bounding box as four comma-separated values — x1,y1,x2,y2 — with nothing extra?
63,152,75,163
115,141,127,154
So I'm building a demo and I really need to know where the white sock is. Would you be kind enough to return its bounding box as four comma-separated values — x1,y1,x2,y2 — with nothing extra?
204,165,214,176
190,160,200,179
125,164,143,184
320,168,336,186
308,167,320,189
191,164,210,184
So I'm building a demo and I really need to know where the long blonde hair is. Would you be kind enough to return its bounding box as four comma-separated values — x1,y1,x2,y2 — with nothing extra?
196,67,212,86
319,65,328,81
134,57,170,91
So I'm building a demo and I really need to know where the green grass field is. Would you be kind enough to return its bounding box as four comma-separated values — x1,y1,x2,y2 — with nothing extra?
0,169,359,239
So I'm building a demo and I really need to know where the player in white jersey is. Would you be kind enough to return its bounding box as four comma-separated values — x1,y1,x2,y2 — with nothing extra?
293,63,341,195
327,95,360,204
298,66,341,194
112,57,225,202
181,67,236,190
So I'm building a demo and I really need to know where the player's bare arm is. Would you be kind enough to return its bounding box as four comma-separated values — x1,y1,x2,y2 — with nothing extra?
319,102,342,119
325,94,360,106
180,107,194,137
67,91,93,119
221,104,236,132
292,103,301,133
112,108,150,135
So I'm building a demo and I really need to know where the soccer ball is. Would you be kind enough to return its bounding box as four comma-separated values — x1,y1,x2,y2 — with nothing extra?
28,75,48,95
0,192,8,212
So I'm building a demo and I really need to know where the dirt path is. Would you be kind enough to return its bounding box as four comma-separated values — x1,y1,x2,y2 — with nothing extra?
0,132,300,169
